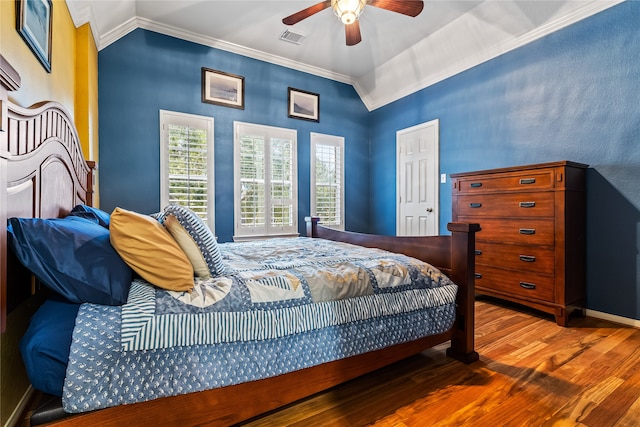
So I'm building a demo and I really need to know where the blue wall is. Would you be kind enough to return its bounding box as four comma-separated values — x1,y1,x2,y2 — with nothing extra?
100,2,640,320
99,29,370,243
370,1,640,319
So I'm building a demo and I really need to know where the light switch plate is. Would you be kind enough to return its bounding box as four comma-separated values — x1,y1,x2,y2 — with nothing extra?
440,173,447,183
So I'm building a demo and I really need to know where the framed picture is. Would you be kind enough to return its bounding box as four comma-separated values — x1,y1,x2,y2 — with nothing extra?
288,87,319,122
17,0,53,73
201,67,244,109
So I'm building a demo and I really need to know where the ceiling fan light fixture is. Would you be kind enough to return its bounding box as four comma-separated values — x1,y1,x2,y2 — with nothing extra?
331,0,365,25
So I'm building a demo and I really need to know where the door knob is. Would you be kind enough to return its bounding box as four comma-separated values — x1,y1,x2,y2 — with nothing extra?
426,208,433,212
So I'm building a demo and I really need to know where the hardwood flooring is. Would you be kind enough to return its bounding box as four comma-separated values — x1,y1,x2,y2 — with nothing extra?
238,298,640,427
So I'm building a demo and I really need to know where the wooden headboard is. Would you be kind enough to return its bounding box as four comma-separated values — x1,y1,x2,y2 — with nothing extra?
0,55,94,332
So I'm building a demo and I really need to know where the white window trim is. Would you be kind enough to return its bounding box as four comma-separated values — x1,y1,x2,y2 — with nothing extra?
310,132,345,231
233,121,298,241
159,110,215,231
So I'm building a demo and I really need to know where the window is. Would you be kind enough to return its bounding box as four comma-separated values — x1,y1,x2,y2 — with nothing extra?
160,110,215,229
234,122,298,240
310,133,344,230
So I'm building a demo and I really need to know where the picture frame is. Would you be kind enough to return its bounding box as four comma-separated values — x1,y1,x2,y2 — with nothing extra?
201,67,245,109
16,0,53,73
288,87,319,122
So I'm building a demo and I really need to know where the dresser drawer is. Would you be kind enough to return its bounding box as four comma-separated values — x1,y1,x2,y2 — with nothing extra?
475,266,554,301
458,216,554,245
457,192,555,218
475,242,555,274
455,170,554,194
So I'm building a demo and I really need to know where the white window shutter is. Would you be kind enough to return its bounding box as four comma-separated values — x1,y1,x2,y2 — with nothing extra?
311,133,345,230
160,110,215,230
234,122,298,240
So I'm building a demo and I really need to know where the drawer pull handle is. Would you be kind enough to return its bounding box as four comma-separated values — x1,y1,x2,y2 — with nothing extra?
520,178,536,185
520,282,536,290
470,183,483,188
475,273,482,279
519,228,536,235
469,203,482,208
519,255,536,262
519,201,536,208
475,250,482,255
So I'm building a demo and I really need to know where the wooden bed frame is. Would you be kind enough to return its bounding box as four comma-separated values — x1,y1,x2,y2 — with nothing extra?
1,58,479,426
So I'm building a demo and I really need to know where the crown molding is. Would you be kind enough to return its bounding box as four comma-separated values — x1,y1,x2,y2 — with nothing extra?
98,16,139,50
66,0,623,113
65,0,102,48
98,17,354,86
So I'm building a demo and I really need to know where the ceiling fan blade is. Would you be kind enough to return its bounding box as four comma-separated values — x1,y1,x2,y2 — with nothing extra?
282,1,332,25
368,0,424,17
345,21,362,46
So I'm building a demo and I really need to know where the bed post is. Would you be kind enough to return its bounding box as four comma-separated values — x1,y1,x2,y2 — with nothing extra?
86,160,96,207
306,216,320,238
446,222,480,363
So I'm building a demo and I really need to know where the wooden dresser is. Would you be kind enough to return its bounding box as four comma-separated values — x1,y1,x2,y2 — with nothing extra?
451,161,588,326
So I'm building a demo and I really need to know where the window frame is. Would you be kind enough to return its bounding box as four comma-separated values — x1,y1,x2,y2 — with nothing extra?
310,132,345,231
159,110,215,231
233,121,298,240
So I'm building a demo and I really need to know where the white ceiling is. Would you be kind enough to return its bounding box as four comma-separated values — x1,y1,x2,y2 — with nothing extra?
66,0,621,111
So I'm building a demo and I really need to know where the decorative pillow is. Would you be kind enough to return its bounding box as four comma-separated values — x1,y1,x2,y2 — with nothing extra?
68,204,111,228
109,207,194,291
7,216,133,305
163,204,226,277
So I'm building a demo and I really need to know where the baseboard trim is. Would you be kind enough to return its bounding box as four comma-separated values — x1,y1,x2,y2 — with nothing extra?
4,385,34,427
586,309,640,328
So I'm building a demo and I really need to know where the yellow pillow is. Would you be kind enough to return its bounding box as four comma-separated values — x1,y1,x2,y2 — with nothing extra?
110,207,194,291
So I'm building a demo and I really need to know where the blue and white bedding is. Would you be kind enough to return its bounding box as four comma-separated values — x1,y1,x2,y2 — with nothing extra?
63,237,458,413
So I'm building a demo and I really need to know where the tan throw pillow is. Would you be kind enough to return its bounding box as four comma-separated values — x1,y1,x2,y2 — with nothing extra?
110,207,194,291
164,214,211,278
162,204,226,277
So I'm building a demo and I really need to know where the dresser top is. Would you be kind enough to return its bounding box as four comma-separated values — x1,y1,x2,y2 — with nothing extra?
450,160,589,178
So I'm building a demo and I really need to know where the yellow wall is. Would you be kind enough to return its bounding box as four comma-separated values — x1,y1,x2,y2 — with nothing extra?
2,0,75,115
75,23,100,205
0,0,98,424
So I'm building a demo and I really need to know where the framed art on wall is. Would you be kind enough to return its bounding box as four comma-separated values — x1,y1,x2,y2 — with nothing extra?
17,0,53,73
288,87,319,122
201,67,245,109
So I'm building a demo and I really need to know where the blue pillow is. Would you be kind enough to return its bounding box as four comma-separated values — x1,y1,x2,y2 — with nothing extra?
163,204,226,277
20,299,80,396
68,204,111,228
7,216,132,305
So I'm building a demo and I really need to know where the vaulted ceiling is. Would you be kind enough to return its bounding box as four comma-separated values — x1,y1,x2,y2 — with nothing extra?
66,0,621,110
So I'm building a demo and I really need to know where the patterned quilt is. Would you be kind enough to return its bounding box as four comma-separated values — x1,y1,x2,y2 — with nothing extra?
63,237,458,412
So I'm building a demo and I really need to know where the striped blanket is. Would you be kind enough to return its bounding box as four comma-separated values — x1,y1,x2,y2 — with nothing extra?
63,238,458,413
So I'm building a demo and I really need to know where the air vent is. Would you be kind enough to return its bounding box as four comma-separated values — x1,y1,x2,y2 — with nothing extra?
280,29,307,45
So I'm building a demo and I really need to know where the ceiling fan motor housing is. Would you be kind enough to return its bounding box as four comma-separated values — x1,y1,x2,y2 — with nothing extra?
332,0,366,24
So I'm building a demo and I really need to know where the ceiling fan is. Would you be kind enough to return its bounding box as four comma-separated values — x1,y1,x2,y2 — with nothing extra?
282,0,424,46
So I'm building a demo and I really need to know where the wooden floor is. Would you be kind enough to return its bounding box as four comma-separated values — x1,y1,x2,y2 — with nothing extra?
238,298,640,427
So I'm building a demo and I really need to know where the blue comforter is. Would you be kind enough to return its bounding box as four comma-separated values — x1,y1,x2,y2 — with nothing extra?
63,238,457,412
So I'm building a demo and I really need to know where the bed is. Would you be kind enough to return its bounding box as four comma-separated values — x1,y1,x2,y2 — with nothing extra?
0,57,479,426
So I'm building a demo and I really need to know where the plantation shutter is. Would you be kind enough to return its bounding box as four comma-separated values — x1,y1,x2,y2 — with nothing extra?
234,122,297,239
160,111,214,228
270,137,294,229
239,135,266,229
311,133,345,230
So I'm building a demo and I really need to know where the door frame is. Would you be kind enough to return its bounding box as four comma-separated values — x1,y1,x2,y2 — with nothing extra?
396,119,440,236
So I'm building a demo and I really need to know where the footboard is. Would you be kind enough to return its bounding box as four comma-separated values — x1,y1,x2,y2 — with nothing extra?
305,217,480,363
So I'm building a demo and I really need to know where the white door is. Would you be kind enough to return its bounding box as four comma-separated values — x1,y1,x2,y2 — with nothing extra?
396,119,439,236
